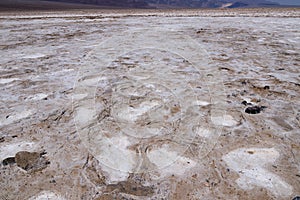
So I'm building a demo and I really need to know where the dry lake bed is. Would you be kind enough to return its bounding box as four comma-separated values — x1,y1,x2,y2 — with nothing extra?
0,8,299,200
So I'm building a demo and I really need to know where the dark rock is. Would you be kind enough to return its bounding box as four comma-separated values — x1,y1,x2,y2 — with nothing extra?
196,29,204,34
240,90,248,96
2,157,16,166
292,197,300,200
242,101,248,106
242,101,252,106
264,85,270,90
245,106,266,114
50,179,56,183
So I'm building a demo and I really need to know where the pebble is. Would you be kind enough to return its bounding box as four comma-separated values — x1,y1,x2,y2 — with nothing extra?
242,100,252,106
245,106,266,114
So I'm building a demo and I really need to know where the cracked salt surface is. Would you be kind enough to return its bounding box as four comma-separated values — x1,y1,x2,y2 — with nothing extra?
73,27,226,183
0,9,299,199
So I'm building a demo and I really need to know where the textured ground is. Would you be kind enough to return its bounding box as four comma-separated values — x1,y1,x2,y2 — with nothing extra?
0,8,299,200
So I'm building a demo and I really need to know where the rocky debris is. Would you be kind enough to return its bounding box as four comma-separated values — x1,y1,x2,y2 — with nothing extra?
245,106,266,114
14,151,49,172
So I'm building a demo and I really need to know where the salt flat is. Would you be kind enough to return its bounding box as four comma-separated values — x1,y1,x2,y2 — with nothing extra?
0,8,299,200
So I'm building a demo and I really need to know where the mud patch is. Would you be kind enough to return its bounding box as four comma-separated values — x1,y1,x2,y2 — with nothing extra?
15,151,50,172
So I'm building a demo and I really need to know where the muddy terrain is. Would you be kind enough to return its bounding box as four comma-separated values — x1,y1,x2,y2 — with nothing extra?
0,8,299,200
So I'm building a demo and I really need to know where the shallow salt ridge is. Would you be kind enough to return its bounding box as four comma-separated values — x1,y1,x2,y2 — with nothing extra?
114,100,161,122
26,93,48,101
0,78,20,84
22,53,46,59
28,191,66,200
223,148,293,197
0,110,33,127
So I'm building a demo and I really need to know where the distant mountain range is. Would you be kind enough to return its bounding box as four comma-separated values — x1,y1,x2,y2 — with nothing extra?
45,0,281,8
0,0,290,11
46,0,149,8
148,0,281,8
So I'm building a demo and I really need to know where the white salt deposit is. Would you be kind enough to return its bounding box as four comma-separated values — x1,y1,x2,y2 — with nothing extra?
0,78,20,84
0,110,33,127
26,93,48,101
22,53,46,59
223,148,293,197
114,100,160,122
92,135,136,183
195,127,213,138
211,115,238,127
0,141,36,160
28,191,66,200
147,146,196,178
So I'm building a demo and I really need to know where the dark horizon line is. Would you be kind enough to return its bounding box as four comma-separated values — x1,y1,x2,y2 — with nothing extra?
0,0,300,12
